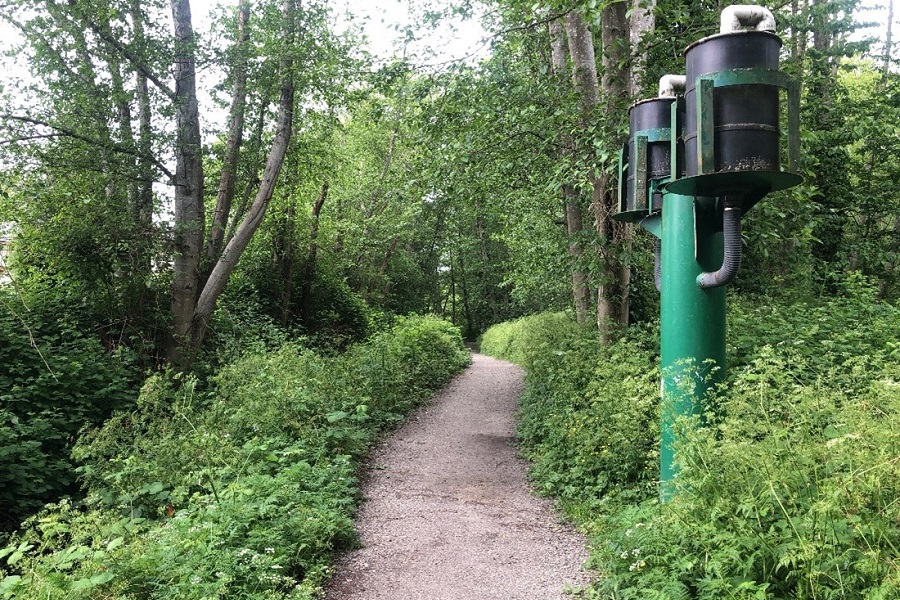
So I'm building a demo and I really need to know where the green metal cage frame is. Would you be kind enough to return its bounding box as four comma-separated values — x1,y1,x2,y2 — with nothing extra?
693,67,800,176
615,99,681,223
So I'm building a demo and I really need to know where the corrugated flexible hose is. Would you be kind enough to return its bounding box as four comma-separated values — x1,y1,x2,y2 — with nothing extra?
697,205,743,289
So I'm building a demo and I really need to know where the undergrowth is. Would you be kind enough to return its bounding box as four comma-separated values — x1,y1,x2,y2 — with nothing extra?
482,296,900,599
0,315,469,599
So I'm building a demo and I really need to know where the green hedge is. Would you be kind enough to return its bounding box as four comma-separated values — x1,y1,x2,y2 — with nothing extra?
482,299,900,599
0,315,469,599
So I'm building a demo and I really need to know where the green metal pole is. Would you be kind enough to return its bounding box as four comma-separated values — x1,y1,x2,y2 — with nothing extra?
659,194,726,501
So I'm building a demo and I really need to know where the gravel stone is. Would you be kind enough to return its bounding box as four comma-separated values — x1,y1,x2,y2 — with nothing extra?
323,353,592,599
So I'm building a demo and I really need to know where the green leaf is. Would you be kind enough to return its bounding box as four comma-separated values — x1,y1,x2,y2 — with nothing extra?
6,542,33,565
106,537,125,551
70,571,114,592
326,411,348,423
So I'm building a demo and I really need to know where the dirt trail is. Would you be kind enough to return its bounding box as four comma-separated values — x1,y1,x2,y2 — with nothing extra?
324,353,590,600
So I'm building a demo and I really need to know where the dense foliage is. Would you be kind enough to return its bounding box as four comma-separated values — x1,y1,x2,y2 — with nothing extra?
481,288,900,599
0,289,139,526
1,0,899,597
0,315,469,599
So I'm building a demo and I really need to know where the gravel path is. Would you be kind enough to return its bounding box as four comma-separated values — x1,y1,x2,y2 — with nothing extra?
323,353,591,600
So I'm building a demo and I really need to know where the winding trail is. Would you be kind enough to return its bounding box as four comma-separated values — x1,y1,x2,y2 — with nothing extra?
324,353,590,600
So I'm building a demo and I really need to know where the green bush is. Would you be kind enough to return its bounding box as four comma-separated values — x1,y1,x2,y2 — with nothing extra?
482,299,900,599
483,313,660,506
479,311,576,366
0,315,469,599
0,291,138,529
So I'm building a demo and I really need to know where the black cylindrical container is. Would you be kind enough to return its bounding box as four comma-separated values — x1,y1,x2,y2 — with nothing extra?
624,97,683,215
684,31,781,176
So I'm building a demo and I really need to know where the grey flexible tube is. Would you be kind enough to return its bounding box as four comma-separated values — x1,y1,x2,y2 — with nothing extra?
697,204,743,289
654,238,662,292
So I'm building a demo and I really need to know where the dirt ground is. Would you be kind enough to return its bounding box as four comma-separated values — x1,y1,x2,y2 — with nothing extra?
323,353,591,600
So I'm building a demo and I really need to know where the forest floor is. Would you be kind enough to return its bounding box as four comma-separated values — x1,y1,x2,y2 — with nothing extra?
323,353,591,600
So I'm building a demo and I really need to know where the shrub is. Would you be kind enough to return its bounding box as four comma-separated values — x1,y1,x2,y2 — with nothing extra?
0,291,138,529
0,315,469,599
482,298,900,599
479,311,576,366
483,313,660,506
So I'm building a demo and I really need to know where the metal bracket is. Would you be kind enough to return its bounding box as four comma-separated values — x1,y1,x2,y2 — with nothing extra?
697,77,715,175
694,68,801,174
634,135,648,212
670,99,680,180
618,143,627,214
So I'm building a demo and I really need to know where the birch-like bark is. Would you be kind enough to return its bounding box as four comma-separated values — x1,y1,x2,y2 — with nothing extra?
205,0,251,267
132,0,154,234
168,0,205,363
565,10,630,337
629,0,655,96
549,17,589,324
189,0,297,356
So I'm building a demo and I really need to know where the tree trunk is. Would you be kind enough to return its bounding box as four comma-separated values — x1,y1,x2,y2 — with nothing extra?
594,2,633,331
187,0,297,358
226,102,267,248
884,0,894,79
278,198,297,327
629,0,655,96
565,9,630,338
299,182,328,324
456,234,476,338
168,0,205,364
205,0,251,269
132,0,154,237
550,17,590,324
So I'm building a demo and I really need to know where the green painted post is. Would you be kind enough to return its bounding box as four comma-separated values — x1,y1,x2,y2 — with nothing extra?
659,194,726,500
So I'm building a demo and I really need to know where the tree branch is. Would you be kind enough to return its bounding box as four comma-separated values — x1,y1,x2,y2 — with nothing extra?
0,134,64,144
501,10,572,36
81,19,176,100
2,114,174,180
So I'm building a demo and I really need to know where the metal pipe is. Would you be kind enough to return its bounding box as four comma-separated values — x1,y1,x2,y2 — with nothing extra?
658,74,687,98
659,194,726,500
720,5,776,33
697,198,743,289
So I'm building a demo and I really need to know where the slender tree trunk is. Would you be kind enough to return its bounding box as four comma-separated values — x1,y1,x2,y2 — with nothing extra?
879,0,896,297
168,0,205,364
456,234,475,337
449,248,457,324
188,0,297,357
473,204,500,323
132,0,154,238
549,17,590,324
884,0,894,79
225,102,266,248
110,61,135,202
278,199,297,327
205,0,251,269
600,2,631,330
300,183,328,324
